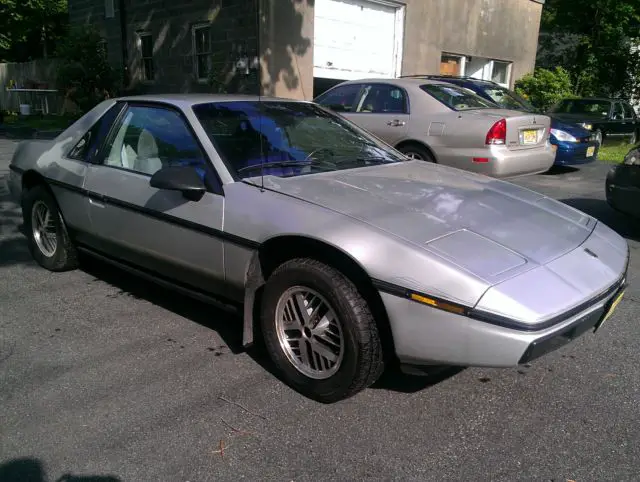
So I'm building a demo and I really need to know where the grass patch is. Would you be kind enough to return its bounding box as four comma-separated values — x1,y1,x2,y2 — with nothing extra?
598,142,637,164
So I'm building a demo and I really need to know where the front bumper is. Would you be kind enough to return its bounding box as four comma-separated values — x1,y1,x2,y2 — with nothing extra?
381,274,625,368
381,273,626,368
553,140,599,166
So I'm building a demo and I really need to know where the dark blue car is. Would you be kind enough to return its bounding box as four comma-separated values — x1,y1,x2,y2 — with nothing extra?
401,75,599,167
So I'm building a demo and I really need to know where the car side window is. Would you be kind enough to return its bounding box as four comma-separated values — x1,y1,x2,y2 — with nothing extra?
355,84,408,114
623,102,636,119
612,103,624,120
103,105,201,174
67,104,123,162
315,84,362,112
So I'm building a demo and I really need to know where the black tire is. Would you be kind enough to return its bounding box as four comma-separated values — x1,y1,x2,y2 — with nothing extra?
22,184,78,272
398,143,435,162
260,258,384,403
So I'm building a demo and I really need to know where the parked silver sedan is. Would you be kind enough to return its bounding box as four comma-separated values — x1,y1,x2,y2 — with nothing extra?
315,78,556,178
8,94,629,403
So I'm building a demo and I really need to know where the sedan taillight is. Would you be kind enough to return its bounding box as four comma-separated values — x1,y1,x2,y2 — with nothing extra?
486,118,507,145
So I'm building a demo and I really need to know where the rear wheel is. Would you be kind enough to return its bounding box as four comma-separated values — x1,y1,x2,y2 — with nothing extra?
260,258,384,403
22,184,78,272
398,143,435,163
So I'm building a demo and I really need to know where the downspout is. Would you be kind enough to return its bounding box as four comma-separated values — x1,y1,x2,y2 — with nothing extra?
119,0,129,89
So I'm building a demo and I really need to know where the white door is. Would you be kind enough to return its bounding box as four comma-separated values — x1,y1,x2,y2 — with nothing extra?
314,0,404,80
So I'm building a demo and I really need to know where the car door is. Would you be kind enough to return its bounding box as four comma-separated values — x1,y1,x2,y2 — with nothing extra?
609,102,627,137
344,83,410,145
621,102,638,140
82,102,230,298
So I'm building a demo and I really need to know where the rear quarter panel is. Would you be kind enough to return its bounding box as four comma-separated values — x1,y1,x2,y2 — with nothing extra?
10,100,117,231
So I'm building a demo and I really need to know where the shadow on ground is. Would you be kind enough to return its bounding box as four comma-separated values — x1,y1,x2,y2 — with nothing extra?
561,197,640,242
0,457,120,482
371,366,466,393
541,165,580,176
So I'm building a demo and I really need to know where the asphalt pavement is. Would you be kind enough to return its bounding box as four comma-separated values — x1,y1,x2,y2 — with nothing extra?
1,137,640,482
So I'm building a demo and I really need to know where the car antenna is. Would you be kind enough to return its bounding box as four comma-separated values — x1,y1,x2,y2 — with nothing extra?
256,0,265,192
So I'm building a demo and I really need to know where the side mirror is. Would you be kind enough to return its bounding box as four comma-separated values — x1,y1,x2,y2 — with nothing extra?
150,165,206,202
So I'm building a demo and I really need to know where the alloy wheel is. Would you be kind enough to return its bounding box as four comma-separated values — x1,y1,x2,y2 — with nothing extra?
274,286,345,379
31,200,57,257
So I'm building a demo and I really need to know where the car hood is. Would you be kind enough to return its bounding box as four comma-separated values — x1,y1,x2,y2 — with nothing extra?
549,113,605,124
262,161,595,272
549,117,592,137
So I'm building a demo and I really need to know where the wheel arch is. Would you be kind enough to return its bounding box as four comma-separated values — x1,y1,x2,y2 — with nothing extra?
395,139,438,162
242,234,397,364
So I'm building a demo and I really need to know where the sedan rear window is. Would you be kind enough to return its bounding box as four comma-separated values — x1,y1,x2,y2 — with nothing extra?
192,101,405,180
420,84,497,111
483,87,535,112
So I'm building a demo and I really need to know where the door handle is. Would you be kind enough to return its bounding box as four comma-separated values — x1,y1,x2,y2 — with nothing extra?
387,119,406,127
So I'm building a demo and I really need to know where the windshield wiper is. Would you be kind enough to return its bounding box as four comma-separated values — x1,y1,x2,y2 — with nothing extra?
237,160,335,175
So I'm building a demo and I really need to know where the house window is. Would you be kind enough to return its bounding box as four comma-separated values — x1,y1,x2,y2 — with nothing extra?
491,61,511,86
105,0,115,18
193,25,211,81
440,53,465,76
139,33,154,81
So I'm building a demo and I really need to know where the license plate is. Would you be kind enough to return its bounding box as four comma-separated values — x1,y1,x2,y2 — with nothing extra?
587,146,595,157
522,129,538,145
595,290,625,332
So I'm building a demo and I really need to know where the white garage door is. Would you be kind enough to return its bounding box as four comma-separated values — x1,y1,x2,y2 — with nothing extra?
314,0,404,80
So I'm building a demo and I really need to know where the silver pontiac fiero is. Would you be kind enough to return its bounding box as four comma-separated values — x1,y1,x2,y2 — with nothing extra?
8,95,629,403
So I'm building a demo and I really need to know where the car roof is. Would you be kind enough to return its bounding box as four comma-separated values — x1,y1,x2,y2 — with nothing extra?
333,77,460,88
115,93,310,108
561,97,616,102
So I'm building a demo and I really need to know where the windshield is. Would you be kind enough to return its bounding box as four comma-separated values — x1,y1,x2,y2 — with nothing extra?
482,86,534,112
192,101,406,180
420,83,497,111
549,99,612,117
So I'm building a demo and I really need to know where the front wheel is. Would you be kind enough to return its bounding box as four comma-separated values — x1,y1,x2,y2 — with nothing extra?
594,129,603,146
22,184,78,272
260,258,384,403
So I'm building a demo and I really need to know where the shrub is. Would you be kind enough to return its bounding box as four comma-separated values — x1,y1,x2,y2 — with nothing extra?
514,66,575,111
55,27,121,113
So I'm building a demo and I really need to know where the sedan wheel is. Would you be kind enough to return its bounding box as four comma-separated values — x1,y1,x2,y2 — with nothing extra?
275,286,345,379
260,258,384,403
23,185,78,271
594,130,603,146
398,144,435,163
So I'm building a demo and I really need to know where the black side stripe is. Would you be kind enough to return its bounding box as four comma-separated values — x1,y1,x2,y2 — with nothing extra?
9,165,25,174
37,174,260,250
373,269,628,333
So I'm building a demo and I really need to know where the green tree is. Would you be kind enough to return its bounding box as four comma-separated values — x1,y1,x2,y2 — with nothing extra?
515,67,575,110
55,27,120,112
0,0,68,62
537,0,640,98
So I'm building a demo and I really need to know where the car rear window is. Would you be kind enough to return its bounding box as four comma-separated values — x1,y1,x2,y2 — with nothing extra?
549,99,612,117
483,87,534,112
420,84,496,111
